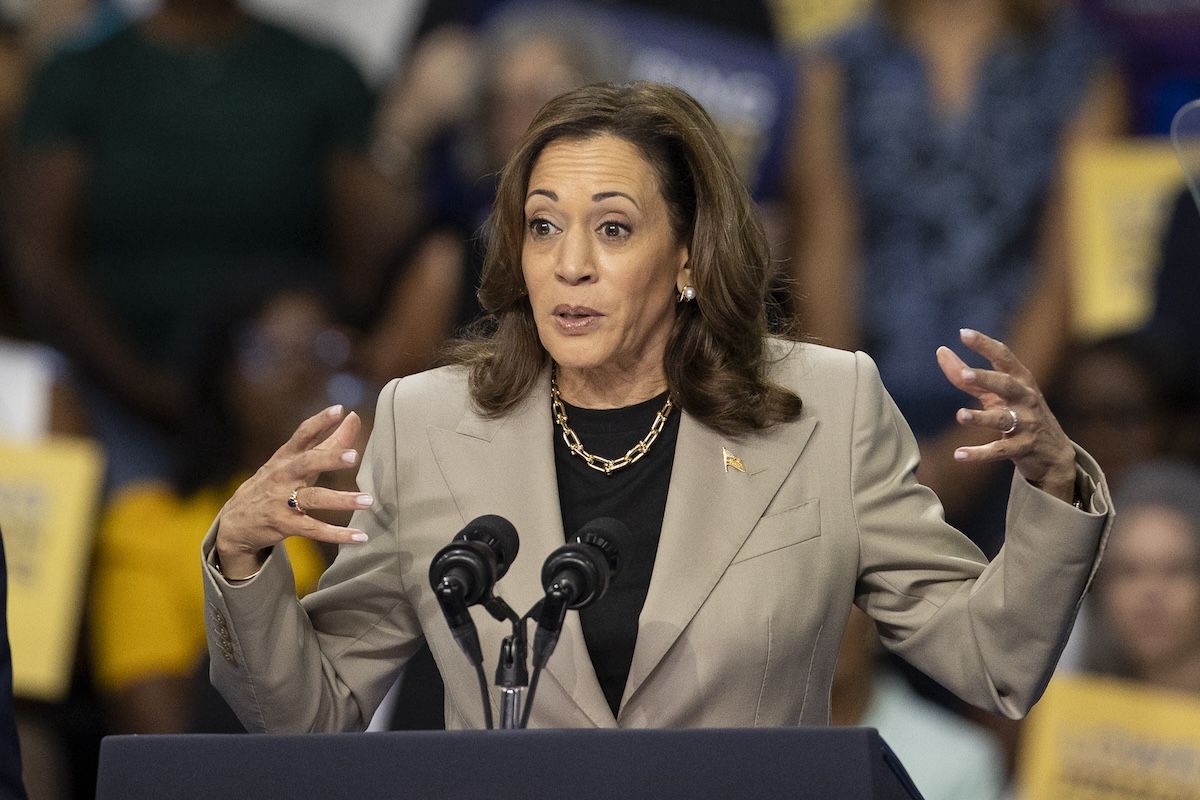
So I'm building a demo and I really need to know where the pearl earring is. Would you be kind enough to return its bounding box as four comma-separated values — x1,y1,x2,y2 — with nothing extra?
678,285,697,302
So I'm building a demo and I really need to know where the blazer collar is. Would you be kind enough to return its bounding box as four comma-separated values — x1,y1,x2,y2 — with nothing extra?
429,368,818,726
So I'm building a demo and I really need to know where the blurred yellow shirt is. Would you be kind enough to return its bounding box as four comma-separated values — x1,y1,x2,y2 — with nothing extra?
90,478,326,694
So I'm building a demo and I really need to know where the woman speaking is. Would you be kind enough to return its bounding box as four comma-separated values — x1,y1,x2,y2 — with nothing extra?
203,82,1112,732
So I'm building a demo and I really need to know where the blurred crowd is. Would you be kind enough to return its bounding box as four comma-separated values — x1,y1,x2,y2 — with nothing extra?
0,0,1198,798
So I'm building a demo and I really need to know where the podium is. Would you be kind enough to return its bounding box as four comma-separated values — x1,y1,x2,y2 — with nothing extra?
96,727,924,799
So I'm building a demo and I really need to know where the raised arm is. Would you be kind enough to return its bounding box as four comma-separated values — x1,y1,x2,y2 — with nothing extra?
203,385,423,732
852,332,1113,718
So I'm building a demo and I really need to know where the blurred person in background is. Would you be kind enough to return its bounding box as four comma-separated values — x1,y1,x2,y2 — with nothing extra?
1015,457,1200,800
1050,335,1171,492
378,0,781,160
0,4,94,439
89,286,367,734
1083,460,1200,693
377,0,784,184
363,5,619,384
1040,338,1176,684
0,9,28,340
4,0,407,494
1139,187,1200,465
788,0,1126,554
832,608,1005,800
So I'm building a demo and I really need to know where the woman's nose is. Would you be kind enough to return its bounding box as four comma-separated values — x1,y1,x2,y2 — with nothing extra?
556,230,596,285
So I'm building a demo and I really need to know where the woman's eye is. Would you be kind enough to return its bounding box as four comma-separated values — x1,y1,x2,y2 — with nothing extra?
528,218,556,237
600,222,628,238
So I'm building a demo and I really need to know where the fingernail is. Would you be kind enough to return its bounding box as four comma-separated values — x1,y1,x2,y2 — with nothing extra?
961,368,976,382
954,449,969,461
342,450,358,465
355,494,374,507
960,328,977,341
326,404,344,418
350,532,368,543
956,409,971,423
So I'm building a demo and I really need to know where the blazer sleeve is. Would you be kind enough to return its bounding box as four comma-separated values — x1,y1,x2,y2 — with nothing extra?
202,378,424,733
849,351,1113,719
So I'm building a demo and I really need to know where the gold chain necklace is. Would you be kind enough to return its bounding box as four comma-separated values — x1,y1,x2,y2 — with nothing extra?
550,368,674,475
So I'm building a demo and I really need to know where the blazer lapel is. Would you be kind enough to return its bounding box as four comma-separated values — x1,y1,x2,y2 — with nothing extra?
620,410,818,712
426,371,615,728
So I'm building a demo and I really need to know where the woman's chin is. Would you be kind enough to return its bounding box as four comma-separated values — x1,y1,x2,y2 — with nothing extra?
542,340,610,373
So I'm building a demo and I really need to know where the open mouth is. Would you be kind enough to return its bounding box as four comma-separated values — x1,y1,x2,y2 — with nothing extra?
553,305,603,332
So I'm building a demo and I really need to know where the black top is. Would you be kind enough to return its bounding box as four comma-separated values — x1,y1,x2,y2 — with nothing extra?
552,391,680,717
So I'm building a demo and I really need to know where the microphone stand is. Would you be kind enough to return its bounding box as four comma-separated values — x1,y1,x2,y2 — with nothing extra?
521,591,568,729
481,596,527,729
495,629,528,729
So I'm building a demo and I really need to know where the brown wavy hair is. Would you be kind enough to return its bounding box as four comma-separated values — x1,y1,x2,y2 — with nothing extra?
447,81,801,436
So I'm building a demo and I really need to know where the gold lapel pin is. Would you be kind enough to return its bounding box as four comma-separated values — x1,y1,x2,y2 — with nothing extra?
723,447,746,474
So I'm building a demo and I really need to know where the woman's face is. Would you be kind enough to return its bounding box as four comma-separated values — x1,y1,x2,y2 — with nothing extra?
1100,505,1200,676
521,134,690,387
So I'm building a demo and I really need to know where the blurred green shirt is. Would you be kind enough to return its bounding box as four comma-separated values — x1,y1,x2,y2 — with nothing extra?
18,19,373,366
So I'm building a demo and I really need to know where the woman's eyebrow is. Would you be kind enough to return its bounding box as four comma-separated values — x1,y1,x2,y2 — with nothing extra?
592,191,639,208
525,189,639,209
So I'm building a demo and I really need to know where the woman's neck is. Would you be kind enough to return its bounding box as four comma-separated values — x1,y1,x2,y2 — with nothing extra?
898,0,1006,38
554,364,668,409
897,0,1007,117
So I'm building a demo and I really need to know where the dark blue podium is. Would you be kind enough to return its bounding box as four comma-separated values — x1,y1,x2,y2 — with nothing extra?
96,727,923,799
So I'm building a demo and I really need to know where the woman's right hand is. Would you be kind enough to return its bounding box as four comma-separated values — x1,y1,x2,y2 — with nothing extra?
214,405,374,579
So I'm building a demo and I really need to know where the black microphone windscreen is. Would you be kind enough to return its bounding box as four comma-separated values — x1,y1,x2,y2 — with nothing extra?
458,514,520,579
572,517,630,575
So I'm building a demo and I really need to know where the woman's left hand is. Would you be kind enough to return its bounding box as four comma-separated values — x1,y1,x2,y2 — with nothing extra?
937,328,1077,504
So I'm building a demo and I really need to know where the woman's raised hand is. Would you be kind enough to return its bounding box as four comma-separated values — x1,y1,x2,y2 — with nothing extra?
214,405,373,579
937,329,1077,504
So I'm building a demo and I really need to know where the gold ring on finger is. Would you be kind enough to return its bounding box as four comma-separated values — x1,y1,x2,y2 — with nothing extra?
1000,407,1019,437
287,487,308,515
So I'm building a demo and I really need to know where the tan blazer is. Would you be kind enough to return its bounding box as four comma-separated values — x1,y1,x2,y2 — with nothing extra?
202,341,1112,733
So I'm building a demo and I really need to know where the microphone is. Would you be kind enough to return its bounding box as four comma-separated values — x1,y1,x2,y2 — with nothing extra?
540,517,626,609
520,518,629,727
533,518,629,668
429,515,520,665
429,514,519,604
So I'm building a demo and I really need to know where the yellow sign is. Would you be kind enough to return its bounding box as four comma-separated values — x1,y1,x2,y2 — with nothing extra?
1018,674,1200,799
1067,139,1187,340
0,437,103,701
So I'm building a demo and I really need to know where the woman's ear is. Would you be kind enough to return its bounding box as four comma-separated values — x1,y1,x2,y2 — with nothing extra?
675,259,693,295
